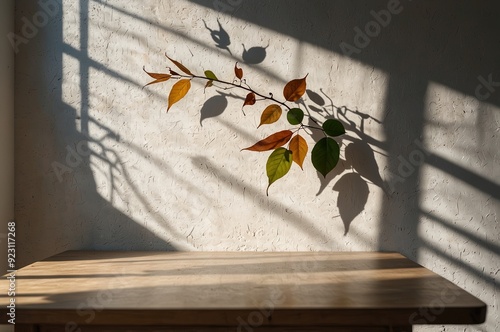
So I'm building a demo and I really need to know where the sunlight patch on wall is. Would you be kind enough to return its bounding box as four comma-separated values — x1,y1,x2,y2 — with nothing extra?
60,0,398,251
418,81,499,332
62,1,80,51
61,52,81,128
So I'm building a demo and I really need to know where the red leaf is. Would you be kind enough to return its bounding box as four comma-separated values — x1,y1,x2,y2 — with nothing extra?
165,54,193,76
204,80,213,92
243,92,256,107
283,74,308,102
143,66,171,87
235,62,243,80
242,130,293,152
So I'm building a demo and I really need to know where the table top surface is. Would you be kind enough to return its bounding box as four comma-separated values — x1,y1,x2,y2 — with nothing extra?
0,251,487,326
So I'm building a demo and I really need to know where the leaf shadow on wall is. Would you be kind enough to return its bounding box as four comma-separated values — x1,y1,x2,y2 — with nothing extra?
200,94,228,126
241,42,269,65
202,19,269,65
304,89,386,234
191,156,331,245
199,90,246,125
333,173,369,235
203,19,232,55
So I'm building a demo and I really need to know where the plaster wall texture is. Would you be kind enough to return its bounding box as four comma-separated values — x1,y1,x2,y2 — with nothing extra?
13,1,499,331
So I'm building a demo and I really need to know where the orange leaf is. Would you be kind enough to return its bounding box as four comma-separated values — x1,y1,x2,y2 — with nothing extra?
283,74,308,102
167,79,191,111
143,66,171,87
242,130,293,152
289,134,308,169
243,92,256,107
165,54,193,76
258,104,282,128
235,62,243,80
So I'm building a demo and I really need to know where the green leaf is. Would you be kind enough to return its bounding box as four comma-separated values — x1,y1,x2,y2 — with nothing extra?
323,119,345,137
266,148,293,195
311,137,340,177
204,70,218,80
287,108,304,125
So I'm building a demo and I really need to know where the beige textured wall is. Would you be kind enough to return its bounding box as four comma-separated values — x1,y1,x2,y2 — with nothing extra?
12,1,500,331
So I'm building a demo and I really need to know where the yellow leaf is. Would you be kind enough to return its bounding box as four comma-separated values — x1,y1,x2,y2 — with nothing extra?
283,74,308,102
258,104,282,128
165,54,193,76
289,134,308,169
167,79,191,111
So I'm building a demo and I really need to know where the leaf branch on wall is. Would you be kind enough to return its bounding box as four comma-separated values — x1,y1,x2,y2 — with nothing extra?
144,54,346,195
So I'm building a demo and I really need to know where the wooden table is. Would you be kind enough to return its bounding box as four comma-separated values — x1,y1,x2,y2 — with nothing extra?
0,251,486,331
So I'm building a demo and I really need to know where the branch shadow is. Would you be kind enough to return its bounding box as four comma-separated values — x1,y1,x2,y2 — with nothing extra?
17,1,500,329
302,88,386,234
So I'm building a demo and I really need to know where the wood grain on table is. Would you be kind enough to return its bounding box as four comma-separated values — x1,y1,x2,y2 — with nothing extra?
0,251,486,328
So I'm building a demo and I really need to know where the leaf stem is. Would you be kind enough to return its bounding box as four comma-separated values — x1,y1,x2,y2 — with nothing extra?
301,124,323,131
174,73,292,111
